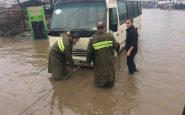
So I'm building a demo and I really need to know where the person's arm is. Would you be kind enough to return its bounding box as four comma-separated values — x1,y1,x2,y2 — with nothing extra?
86,38,94,66
127,46,134,56
108,33,120,52
64,46,75,68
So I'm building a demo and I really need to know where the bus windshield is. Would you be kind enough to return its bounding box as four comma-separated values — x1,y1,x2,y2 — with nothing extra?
51,2,106,31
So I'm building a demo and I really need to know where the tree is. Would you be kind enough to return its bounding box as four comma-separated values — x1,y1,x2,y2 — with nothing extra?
17,0,23,9
0,10,23,37
16,0,26,30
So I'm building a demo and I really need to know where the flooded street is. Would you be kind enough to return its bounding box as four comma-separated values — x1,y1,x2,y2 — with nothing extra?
0,9,185,115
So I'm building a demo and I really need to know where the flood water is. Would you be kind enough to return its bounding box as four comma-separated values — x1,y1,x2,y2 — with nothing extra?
0,9,185,115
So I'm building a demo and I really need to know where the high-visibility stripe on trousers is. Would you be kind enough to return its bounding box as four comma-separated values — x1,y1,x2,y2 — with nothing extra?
93,40,113,50
57,38,65,52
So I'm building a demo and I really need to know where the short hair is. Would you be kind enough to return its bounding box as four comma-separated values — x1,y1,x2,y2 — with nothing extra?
97,22,104,30
72,33,80,39
126,19,134,23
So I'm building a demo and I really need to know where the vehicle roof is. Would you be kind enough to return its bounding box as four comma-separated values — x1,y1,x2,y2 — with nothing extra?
55,0,140,5
56,0,105,5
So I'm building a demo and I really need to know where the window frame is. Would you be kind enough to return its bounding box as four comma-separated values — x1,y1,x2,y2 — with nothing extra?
138,2,142,15
117,1,127,25
109,8,118,32
133,1,139,17
126,1,135,19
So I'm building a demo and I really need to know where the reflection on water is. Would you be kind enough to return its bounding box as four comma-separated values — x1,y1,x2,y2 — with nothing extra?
0,9,185,115
47,71,138,115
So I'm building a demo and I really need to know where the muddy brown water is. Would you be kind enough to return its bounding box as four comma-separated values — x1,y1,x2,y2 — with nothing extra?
0,9,185,115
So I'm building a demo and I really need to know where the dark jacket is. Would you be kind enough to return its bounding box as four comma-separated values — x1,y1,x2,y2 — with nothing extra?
86,30,119,87
48,33,74,80
126,26,138,54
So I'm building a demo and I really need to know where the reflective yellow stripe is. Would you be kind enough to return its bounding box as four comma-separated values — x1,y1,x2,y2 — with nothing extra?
93,40,113,50
93,41,113,47
94,44,113,50
57,38,65,52
59,39,65,50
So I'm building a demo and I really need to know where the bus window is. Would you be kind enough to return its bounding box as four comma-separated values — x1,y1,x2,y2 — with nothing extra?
109,8,118,32
126,1,135,19
50,2,106,31
138,2,142,15
117,1,127,24
133,1,139,17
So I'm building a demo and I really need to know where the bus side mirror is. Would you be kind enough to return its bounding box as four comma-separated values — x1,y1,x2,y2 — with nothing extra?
110,23,118,32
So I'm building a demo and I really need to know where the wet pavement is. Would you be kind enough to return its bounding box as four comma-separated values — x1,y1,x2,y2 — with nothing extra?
0,9,185,115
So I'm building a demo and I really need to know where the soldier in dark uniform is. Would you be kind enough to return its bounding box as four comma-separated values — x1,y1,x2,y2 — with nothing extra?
86,22,120,88
125,19,138,74
48,33,80,80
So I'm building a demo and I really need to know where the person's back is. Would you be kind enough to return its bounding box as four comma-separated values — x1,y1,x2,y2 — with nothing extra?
49,33,71,61
90,31,116,70
87,22,119,88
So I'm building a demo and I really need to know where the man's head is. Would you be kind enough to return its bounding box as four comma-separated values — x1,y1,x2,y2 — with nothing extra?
97,22,104,31
71,33,80,45
126,19,134,29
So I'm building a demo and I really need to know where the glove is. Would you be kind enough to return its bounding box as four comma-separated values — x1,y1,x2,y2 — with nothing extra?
114,52,118,58
87,62,91,67
73,68,77,72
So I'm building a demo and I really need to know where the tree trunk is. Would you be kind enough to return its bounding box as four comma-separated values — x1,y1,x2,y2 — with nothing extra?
17,0,26,31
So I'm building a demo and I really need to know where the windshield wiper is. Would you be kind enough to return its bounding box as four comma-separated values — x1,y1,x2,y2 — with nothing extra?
71,28,93,31
48,28,67,36
50,28,67,31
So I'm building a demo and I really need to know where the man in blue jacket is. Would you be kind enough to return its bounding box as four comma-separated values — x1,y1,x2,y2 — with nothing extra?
125,19,138,74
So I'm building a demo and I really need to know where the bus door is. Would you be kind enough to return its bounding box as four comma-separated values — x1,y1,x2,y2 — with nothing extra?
32,21,47,39
109,8,121,43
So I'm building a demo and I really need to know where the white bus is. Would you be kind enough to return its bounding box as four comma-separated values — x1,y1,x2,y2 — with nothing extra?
48,0,142,64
